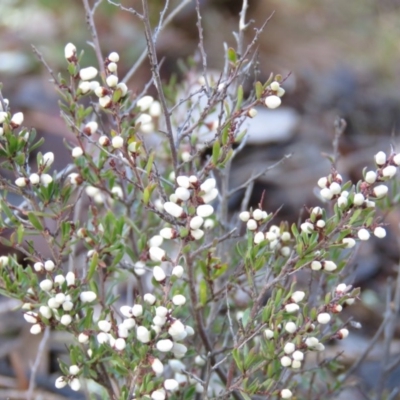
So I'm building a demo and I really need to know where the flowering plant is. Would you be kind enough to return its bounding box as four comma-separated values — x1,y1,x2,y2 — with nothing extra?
0,1,399,399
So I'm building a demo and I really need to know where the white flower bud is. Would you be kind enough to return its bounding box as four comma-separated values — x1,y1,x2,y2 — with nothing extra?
305,337,319,347
164,202,184,218
156,339,173,352
365,170,377,184
144,293,156,305
317,313,331,324
136,113,152,126
80,291,97,303
248,108,257,118
69,365,80,375
131,304,143,317
316,219,326,228
151,390,166,400
48,298,60,309
149,247,165,262
64,43,76,59
151,358,164,375
111,135,123,149
99,95,112,108
33,262,43,272
137,96,154,111
292,360,301,369
285,304,299,313
238,212,250,223
281,232,291,241
329,182,341,195
78,81,91,93
172,265,184,278
98,320,112,333
247,219,258,231
320,188,333,200
172,294,186,306
108,51,119,62
153,266,166,282
393,154,400,166
191,229,204,240
337,196,347,208
72,147,83,158
339,328,349,339
156,306,168,317
97,332,109,344
204,218,215,229
175,187,191,201
40,174,53,187
353,193,365,206
39,279,53,291
44,260,55,272
153,315,166,326
196,204,214,218
169,359,186,371
137,326,151,343
10,112,24,127
382,165,397,178
317,177,328,188
106,75,118,88
122,318,136,329
300,222,314,234
70,378,81,391
311,260,322,271
264,329,274,339
366,200,376,208
78,333,89,343
373,184,388,198
15,177,27,187
172,342,187,358
270,81,280,91
24,312,38,324
176,175,190,188
200,178,216,193
291,291,305,303
280,356,292,367
134,261,146,276
55,376,67,389
83,121,98,136
254,231,265,244
323,260,337,271
39,306,52,319
284,342,295,354
201,188,219,203
79,67,98,81
107,62,117,73
115,338,126,351
148,235,163,248
28,173,40,185
168,320,186,338
149,100,161,117
251,209,263,221
358,228,370,241
374,226,386,238
116,82,128,97
40,152,54,168
159,228,174,240
342,238,356,248
292,350,304,361
281,389,293,399
164,379,179,391
60,314,72,326
265,95,281,109
374,151,386,166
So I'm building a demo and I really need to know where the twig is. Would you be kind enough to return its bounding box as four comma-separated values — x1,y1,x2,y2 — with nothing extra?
26,327,50,400
195,0,210,94
121,0,191,84
141,0,178,171
82,0,106,80
31,46,61,86
332,117,346,166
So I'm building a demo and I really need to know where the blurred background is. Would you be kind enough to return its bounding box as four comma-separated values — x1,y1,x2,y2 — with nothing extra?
1,0,400,398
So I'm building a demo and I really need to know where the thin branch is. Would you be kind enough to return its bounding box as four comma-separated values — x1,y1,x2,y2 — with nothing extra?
141,0,178,171
82,0,106,80
26,327,50,400
195,0,210,94
121,0,191,84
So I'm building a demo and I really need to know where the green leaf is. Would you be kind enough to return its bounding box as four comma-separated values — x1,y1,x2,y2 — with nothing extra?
255,81,263,100
199,280,207,306
212,140,221,165
28,212,43,231
242,308,251,328
227,47,237,64
235,85,243,111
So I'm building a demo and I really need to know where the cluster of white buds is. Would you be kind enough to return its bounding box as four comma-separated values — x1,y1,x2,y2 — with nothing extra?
280,343,304,370
265,80,285,109
317,172,343,201
309,259,337,272
134,95,161,133
55,373,81,392
23,272,95,335
161,176,217,242
239,208,268,231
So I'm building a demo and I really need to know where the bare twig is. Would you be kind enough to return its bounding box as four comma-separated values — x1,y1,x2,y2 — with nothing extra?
82,0,106,80
26,327,50,400
195,0,210,94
